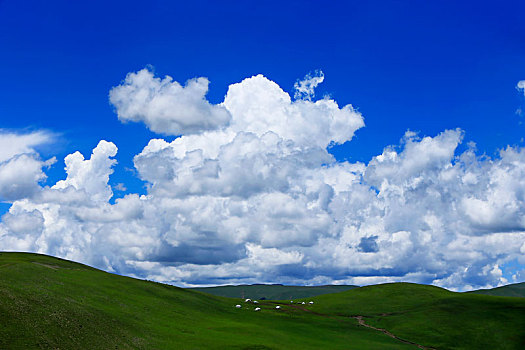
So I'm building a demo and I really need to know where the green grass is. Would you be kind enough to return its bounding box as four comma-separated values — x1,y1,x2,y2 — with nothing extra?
1,252,524,349
309,283,525,349
0,252,412,349
190,284,357,300
469,282,525,298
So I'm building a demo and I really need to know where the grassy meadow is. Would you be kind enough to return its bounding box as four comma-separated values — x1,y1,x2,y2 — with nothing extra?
1,252,524,349
190,284,358,300
469,282,525,298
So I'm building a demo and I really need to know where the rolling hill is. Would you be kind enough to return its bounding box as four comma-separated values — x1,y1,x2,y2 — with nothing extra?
190,284,358,300
1,252,524,349
469,282,525,298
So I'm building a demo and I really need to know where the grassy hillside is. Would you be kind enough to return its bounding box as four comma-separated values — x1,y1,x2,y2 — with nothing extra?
311,283,525,349
1,252,524,349
470,282,525,298
191,284,357,300
0,252,415,349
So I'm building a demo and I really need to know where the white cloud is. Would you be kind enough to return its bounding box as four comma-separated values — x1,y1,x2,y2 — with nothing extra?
0,130,55,202
517,80,525,94
114,183,127,192
53,140,118,202
246,243,304,266
0,154,47,201
0,130,53,163
1,71,525,291
223,74,364,148
294,71,325,101
517,81,525,117
109,68,231,135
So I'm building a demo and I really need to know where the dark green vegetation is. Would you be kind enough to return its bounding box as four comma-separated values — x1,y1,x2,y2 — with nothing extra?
1,252,524,349
470,282,525,298
191,284,357,300
313,283,525,349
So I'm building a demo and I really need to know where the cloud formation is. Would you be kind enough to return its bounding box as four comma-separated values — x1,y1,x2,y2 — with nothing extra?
0,130,54,201
1,71,524,291
53,140,118,202
109,69,231,135
294,71,325,101
0,130,53,163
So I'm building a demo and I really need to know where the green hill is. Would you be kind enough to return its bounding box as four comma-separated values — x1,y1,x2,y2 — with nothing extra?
469,282,525,298
313,282,525,349
1,252,525,349
190,284,358,300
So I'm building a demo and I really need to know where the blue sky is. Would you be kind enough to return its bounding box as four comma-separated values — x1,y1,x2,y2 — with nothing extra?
0,0,524,289
2,1,524,171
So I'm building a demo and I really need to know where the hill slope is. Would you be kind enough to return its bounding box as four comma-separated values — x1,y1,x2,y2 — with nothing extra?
0,252,414,349
470,282,525,297
1,252,525,349
312,282,525,349
190,284,358,300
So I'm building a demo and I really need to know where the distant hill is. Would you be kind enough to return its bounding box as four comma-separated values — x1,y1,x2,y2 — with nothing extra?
469,282,525,297
190,284,358,300
313,282,525,349
1,252,525,349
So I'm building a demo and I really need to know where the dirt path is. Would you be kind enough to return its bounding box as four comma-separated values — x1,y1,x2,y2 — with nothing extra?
32,262,59,270
279,303,435,349
352,316,436,349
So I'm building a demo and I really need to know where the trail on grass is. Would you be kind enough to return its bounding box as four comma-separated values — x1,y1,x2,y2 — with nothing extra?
281,303,435,349
32,262,59,270
352,316,436,350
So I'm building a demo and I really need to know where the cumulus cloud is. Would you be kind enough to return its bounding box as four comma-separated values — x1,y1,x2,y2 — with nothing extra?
53,140,118,202
223,74,363,147
1,71,524,291
109,69,231,135
0,155,48,201
0,130,55,201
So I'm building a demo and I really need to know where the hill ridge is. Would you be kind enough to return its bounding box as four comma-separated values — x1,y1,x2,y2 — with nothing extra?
1,252,525,349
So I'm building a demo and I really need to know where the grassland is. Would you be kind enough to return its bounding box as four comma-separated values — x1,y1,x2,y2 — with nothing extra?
1,252,524,349
191,284,357,300
469,282,525,298
312,283,525,349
